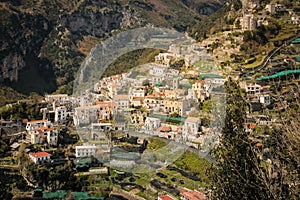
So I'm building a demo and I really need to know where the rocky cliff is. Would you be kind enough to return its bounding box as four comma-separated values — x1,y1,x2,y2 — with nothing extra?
0,0,224,95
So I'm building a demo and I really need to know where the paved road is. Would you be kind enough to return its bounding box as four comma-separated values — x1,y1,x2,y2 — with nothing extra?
241,31,300,75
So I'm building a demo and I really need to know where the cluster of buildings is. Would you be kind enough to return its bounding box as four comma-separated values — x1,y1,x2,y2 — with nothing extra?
72,47,225,149
239,1,299,31
239,81,273,132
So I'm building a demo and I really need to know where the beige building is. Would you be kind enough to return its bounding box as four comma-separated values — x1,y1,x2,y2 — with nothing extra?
163,99,189,116
183,117,201,141
30,127,58,146
241,14,257,31
192,80,210,101
74,101,116,126
113,94,130,110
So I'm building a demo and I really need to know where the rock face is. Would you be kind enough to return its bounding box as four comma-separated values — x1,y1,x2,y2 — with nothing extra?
0,0,224,94
0,6,50,83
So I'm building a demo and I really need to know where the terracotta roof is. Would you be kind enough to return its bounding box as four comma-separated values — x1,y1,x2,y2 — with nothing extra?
159,195,175,200
132,97,143,101
30,152,51,158
28,120,48,124
96,101,117,107
160,125,171,132
180,189,206,200
47,94,68,98
256,143,263,147
76,102,116,110
39,126,54,131
145,95,156,99
249,123,256,129
111,75,122,80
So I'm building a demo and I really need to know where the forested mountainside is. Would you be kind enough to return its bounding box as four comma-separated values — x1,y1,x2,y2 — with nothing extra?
0,0,225,95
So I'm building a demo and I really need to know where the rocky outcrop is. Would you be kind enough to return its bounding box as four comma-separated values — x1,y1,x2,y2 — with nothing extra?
0,0,224,94
0,3,54,93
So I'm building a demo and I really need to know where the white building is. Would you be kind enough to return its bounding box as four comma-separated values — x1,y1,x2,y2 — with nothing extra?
75,145,97,158
259,94,271,105
73,102,116,126
113,94,130,110
54,106,69,123
29,152,51,164
155,53,173,66
149,65,168,76
26,120,53,132
30,128,58,146
144,117,161,133
45,94,69,103
129,86,146,99
183,117,201,141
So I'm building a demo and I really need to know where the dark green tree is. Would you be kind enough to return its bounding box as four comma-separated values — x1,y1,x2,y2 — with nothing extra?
209,78,269,199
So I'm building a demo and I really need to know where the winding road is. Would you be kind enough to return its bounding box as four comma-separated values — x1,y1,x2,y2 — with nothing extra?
241,31,300,75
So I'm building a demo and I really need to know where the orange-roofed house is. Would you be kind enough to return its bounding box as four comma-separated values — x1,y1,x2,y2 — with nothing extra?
131,97,143,107
180,189,206,200
144,95,161,110
158,194,177,200
30,127,58,146
26,120,52,132
29,152,51,164
26,120,58,146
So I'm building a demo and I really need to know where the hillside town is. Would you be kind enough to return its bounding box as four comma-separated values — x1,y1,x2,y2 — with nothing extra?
0,0,299,199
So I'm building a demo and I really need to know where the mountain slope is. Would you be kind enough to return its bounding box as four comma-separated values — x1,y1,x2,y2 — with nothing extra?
0,0,225,95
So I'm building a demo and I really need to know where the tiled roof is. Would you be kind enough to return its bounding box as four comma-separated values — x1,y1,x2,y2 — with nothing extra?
160,125,171,132
30,152,51,158
180,189,206,200
145,94,156,99
159,195,175,200
28,120,49,124
47,94,68,98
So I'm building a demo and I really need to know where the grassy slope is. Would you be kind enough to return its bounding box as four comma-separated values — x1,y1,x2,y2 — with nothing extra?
0,86,25,107
102,48,165,78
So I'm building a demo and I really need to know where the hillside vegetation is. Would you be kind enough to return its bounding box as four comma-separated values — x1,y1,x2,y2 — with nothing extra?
0,0,224,97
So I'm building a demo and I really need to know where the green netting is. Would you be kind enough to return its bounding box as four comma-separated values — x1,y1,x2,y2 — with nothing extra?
257,69,300,80
199,73,223,79
71,192,104,200
292,38,300,44
42,190,67,199
149,113,185,122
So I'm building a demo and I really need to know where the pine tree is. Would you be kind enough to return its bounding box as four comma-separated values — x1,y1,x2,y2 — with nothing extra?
209,78,268,199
